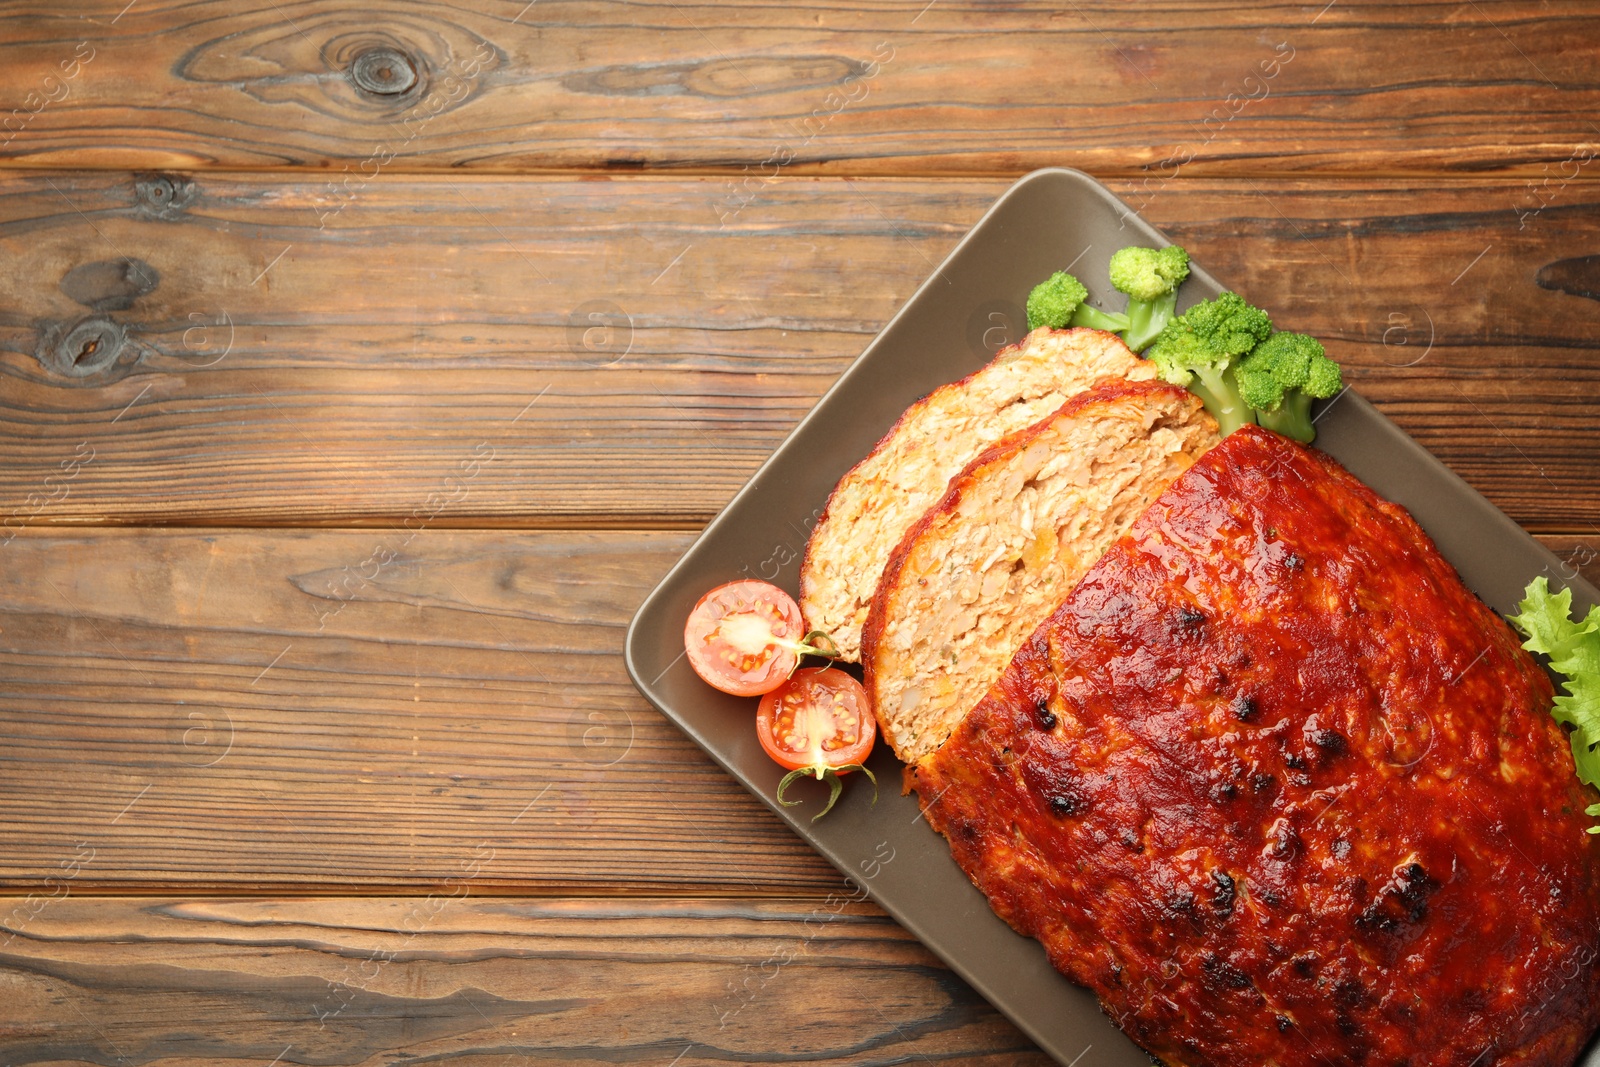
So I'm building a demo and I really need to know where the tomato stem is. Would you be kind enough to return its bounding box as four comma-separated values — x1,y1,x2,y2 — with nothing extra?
767,628,843,664
799,629,841,658
776,762,878,821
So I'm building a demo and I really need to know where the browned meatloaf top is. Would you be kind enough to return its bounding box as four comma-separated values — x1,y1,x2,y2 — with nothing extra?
912,425,1600,1067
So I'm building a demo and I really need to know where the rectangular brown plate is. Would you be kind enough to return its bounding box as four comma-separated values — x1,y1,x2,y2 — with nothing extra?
624,169,1600,1066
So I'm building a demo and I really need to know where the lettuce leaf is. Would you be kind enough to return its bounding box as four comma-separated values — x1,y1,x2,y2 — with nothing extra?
1513,577,1595,660
1511,577,1600,831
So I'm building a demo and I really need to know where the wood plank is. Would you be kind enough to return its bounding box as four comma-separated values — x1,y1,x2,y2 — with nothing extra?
2,173,1597,529
0,171,953,529
1536,534,1600,592
0,895,1052,1065
0,524,1590,891
0,526,840,893
0,2,1596,176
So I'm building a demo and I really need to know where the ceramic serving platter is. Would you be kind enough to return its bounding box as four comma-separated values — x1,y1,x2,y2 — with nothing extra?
624,168,1600,1066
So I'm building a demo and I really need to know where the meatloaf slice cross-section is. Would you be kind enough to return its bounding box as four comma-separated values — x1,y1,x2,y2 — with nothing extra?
799,327,1153,662
863,379,1218,762
911,425,1600,1067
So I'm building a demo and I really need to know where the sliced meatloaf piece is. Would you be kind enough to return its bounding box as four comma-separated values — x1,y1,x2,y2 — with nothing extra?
911,425,1600,1067
800,327,1153,661
863,379,1218,762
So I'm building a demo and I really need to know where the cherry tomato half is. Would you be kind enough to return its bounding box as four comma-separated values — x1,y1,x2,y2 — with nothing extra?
757,668,878,821
684,580,808,696
756,667,876,772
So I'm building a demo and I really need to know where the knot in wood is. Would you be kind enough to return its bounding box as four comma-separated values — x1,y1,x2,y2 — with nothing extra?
133,173,198,219
40,317,127,378
61,258,159,311
350,48,418,96
1536,254,1600,302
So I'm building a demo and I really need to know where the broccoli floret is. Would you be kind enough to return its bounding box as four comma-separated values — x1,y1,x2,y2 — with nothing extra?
1144,291,1273,436
1234,332,1344,443
1026,271,1131,333
1108,244,1191,352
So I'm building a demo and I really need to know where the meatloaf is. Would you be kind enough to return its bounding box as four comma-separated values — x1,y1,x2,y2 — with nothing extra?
911,425,1600,1067
864,379,1218,762
800,327,1154,662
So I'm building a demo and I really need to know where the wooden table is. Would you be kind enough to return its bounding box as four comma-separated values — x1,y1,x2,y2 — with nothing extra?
2,2,1598,1063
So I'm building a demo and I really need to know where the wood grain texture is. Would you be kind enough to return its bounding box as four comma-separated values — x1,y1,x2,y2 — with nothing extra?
0,526,842,893
1,173,1598,530
0,1,1597,176
1536,534,1600,592
0,895,1052,1065
0,170,951,528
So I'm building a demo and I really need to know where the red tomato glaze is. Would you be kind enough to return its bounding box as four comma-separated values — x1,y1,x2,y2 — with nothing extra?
912,426,1600,1067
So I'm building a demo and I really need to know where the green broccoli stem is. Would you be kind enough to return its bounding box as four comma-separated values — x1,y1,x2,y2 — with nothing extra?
1254,391,1316,443
1188,364,1257,437
1121,291,1179,352
1069,304,1132,333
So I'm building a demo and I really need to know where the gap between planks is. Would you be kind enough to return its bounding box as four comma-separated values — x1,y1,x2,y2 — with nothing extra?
0,163,1598,184
12,519,1600,538
0,884,860,900
16,515,715,532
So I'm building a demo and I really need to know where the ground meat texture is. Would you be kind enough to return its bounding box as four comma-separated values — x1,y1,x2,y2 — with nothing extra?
910,426,1600,1067
863,378,1218,762
799,327,1155,662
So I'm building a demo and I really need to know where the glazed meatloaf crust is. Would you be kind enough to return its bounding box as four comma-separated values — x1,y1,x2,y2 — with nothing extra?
800,327,1154,661
863,379,1218,762
911,426,1600,1067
